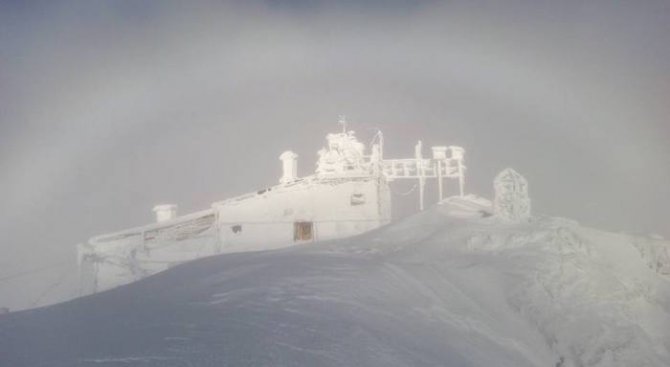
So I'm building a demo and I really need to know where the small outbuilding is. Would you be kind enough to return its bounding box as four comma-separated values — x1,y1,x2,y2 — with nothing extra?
493,168,531,222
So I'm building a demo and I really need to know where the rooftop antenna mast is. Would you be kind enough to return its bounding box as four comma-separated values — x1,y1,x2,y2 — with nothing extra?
338,115,347,133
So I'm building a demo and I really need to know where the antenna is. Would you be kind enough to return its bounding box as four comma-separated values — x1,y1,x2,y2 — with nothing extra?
338,115,347,133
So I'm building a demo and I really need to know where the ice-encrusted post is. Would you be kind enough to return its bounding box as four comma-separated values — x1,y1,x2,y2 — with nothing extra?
493,168,531,222
415,140,425,211
432,146,447,201
450,146,466,197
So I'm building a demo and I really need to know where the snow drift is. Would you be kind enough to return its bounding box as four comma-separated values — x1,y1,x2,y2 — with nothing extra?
1,196,669,367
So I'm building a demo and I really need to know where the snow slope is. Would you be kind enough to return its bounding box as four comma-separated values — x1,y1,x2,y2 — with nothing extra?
1,196,669,367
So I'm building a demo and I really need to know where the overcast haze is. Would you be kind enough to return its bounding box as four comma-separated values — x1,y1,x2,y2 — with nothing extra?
1,0,669,310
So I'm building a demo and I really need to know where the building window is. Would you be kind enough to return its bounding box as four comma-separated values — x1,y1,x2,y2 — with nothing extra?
350,192,365,205
294,222,313,241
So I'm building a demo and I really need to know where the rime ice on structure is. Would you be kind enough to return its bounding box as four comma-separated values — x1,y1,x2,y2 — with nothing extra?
493,168,531,222
77,117,467,295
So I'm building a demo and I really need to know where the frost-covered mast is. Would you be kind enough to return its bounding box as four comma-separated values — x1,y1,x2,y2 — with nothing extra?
321,116,467,210
338,114,348,133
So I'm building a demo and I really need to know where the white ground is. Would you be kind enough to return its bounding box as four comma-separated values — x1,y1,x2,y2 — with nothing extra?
1,196,669,367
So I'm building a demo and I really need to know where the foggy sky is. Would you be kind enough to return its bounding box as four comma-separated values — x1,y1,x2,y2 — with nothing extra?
1,0,669,310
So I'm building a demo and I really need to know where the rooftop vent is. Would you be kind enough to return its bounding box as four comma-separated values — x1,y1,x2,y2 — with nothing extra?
153,204,177,223
279,151,298,184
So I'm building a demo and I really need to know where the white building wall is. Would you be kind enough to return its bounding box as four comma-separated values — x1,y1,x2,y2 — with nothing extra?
215,176,390,249
78,209,220,294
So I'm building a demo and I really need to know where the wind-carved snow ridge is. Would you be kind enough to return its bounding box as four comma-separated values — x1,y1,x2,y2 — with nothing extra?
627,234,670,276
463,213,670,367
318,196,670,367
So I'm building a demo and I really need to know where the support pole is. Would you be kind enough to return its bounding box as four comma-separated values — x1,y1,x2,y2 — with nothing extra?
419,177,425,211
437,160,443,201
458,161,465,197
415,140,424,211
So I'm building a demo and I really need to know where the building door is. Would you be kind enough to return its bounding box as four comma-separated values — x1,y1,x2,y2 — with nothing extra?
294,221,313,241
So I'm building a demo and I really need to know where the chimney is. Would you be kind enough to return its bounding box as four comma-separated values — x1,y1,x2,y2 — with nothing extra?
279,151,298,184
153,204,177,223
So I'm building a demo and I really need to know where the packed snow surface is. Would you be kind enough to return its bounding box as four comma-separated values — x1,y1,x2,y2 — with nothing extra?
1,196,669,367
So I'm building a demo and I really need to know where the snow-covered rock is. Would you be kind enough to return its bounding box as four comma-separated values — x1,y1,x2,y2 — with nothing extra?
1,199,669,367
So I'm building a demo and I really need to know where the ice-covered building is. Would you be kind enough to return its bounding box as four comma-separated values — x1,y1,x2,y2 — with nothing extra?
78,119,467,294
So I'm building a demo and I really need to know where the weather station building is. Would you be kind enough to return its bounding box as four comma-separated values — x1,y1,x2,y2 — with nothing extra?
78,118,467,294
